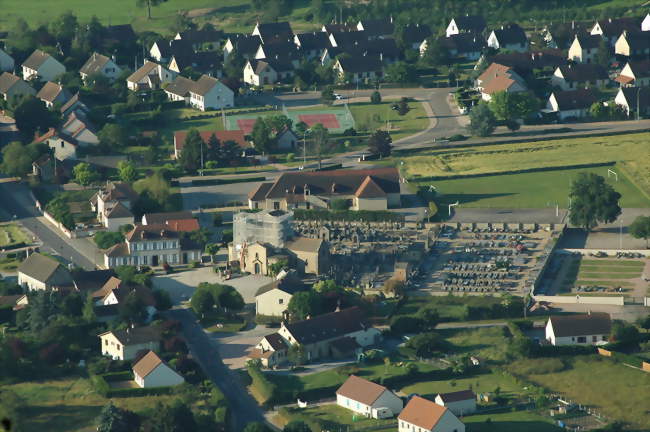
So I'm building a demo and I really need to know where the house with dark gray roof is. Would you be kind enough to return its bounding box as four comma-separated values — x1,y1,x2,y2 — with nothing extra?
18,253,72,291
435,389,477,415
189,74,234,111
223,34,263,60
254,275,307,317
294,32,332,59
551,63,609,90
334,53,384,82
615,31,650,59
168,51,222,76
21,49,66,82
356,18,394,39
545,312,611,346
568,34,604,64
248,167,401,212
547,88,599,120
487,24,529,52
436,34,486,61
243,58,294,86
174,28,224,51
99,325,162,360
252,21,294,44
36,81,71,108
591,17,641,44
337,375,403,419
446,15,486,37
250,307,380,367
401,23,432,50
614,86,650,116
0,72,35,101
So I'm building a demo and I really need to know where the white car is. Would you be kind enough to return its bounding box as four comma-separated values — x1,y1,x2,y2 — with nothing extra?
333,93,343,100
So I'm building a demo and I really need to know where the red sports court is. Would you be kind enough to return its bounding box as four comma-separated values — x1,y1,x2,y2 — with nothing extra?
236,118,258,134
298,113,340,129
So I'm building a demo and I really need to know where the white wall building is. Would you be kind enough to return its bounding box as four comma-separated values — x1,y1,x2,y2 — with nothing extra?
336,375,403,419
133,350,185,388
399,396,465,432
545,313,611,346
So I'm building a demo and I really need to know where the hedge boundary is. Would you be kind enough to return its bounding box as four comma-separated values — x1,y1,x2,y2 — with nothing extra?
293,209,404,222
91,373,175,398
190,176,266,187
409,161,616,183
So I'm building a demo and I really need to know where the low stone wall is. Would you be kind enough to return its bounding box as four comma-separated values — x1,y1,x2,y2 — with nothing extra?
42,210,75,239
533,294,625,306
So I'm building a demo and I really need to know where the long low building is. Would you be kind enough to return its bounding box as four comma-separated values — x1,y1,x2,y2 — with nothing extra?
248,167,402,211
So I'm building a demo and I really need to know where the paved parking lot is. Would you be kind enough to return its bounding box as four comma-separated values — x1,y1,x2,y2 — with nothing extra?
152,267,272,305
180,180,265,211
211,325,273,369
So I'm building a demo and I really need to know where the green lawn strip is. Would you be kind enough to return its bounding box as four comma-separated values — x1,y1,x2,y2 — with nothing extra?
464,410,564,432
573,280,634,288
348,101,429,142
280,404,390,430
418,165,649,209
0,224,28,247
578,266,643,273
521,355,650,429
577,272,641,280
580,259,645,267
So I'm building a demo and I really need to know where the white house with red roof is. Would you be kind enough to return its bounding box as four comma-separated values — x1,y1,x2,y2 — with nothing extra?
476,63,527,101
399,396,465,432
336,375,403,419
133,350,185,388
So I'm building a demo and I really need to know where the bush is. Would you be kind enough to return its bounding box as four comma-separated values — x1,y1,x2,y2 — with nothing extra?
247,364,277,404
370,91,382,104
390,316,425,334
448,134,466,141
94,231,124,249
330,199,350,211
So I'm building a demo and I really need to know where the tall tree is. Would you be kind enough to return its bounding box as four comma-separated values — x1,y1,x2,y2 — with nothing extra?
0,141,44,177
98,124,128,151
136,0,167,19
251,118,274,153
73,162,99,186
96,402,140,432
569,172,621,231
179,129,203,173
117,160,137,183
205,133,221,163
467,102,496,137
629,215,650,248
13,97,56,140
422,37,450,67
287,291,322,321
310,123,329,169
489,91,539,122
191,289,214,318
367,130,392,156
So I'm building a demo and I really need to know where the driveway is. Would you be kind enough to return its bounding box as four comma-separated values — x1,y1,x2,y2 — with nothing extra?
212,324,273,369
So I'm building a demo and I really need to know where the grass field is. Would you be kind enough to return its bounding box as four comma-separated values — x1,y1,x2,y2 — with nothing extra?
464,410,564,432
0,223,28,247
520,355,650,429
349,101,430,142
400,369,523,400
562,257,646,292
281,404,389,430
425,165,649,209
7,377,179,432
440,327,510,363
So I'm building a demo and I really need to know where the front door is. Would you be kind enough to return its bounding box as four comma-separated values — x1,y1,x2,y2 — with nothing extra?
254,262,261,274
151,255,159,266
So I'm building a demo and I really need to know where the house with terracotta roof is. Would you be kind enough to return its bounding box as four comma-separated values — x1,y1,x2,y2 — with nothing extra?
399,396,465,432
615,60,650,88
92,182,137,231
133,350,185,388
247,167,401,211
21,49,66,82
99,325,161,360
142,211,199,232
336,375,403,419
249,307,380,367
434,390,477,415
103,224,202,268
545,312,611,346
173,129,250,159
568,34,603,64
475,63,527,101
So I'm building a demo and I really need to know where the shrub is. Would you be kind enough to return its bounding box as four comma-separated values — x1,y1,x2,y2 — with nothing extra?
286,153,295,162
247,364,277,404
370,91,382,104
390,316,425,334
94,231,124,249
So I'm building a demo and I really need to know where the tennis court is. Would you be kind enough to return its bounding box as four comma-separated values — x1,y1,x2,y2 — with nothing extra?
298,113,340,129
224,106,355,134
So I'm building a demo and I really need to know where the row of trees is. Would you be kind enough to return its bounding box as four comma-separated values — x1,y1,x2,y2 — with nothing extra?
190,282,245,318
178,129,245,174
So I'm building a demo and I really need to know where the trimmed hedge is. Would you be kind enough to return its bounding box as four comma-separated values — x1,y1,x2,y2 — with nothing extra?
102,371,132,382
247,365,277,405
190,176,266,187
411,161,616,182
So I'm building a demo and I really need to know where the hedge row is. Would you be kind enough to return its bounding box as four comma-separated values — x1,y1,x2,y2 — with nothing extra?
410,161,616,182
90,373,175,398
190,176,266,186
293,209,404,222
247,365,277,405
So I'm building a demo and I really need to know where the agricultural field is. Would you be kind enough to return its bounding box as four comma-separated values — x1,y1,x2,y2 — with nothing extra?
515,355,650,429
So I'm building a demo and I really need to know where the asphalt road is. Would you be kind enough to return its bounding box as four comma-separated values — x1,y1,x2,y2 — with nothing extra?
0,180,96,270
166,308,267,432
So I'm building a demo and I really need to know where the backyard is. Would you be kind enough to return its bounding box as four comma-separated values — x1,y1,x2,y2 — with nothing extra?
0,223,28,248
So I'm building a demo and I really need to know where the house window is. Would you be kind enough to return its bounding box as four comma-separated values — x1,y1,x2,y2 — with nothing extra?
274,202,280,210
279,299,283,304
592,336,597,342
577,336,586,343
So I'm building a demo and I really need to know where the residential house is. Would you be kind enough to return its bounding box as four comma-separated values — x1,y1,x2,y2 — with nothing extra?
336,375,403,419
79,52,122,83
401,23,432,51
133,350,185,388
591,17,641,45
551,64,609,90
0,72,35,101
543,21,590,49
21,49,66,82
248,167,402,211
546,89,598,120
614,86,650,116
399,396,466,432
0,294,28,311
615,60,650,87
32,153,57,182
244,58,294,86
643,13,650,32
254,276,307,317
0,48,15,72
223,34,262,61
434,390,477,416
174,29,223,51
164,75,195,103
328,31,370,49
60,93,89,118
545,312,612,346
71,268,116,293
487,24,529,52
36,81,71,108
173,130,249,159
60,111,99,147
445,15,486,38
293,32,331,60
276,128,299,151
189,74,234,111
483,50,567,74
614,31,650,59
321,23,357,33
475,63,527,101
168,51,222,75
334,53,383,82
252,22,294,44
249,306,381,367
356,18,394,39
92,181,138,231
95,276,157,321
35,128,78,160
17,252,72,291
568,34,603,63
99,326,161,360
126,61,175,91
104,224,202,268
255,42,302,68
437,34,485,61
149,39,192,63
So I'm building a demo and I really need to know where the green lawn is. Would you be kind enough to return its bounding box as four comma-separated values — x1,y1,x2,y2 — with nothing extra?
0,223,28,247
281,404,390,431
562,257,646,291
393,295,506,323
464,410,564,432
440,327,510,363
518,355,650,429
349,101,430,142
424,165,649,209
0,256,20,271
7,377,180,432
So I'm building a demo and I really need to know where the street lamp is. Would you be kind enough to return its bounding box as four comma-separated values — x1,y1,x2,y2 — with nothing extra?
637,86,642,121
302,128,312,166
